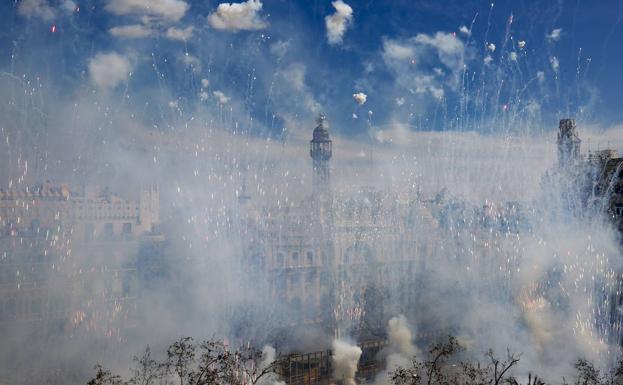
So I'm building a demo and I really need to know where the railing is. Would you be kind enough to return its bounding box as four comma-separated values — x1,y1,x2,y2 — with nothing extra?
277,340,388,385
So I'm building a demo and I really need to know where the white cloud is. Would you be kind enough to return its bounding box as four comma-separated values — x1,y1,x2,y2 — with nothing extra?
518,40,526,49
429,86,444,99
352,92,367,105
213,90,230,104
382,40,415,61
273,63,322,117
270,40,290,59
109,24,154,39
414,31,465,69
61,0,77,13
17,0,56,20
198,91,209,101
168,100,179,108
181,53,201,71
536,71,545,83
525,100,541,115
550,56,559,72
207,0,268,31
486,42,496,52
509,52,518,61
382,31,463,104
484,55,493,65
395,97,405,106
459,25,470,36
412,75,444,99
201,78,210,88
88,52,132,90
165,26,194,40
279,63,306,91
546,28,562,42
105,0,189,22
325,0,353,45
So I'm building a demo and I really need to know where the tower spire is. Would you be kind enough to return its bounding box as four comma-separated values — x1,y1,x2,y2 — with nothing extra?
557,118,581,165
310,113,332,191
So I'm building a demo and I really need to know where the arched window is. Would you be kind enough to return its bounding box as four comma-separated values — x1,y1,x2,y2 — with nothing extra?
276,253,285,267
292,252,299,266
344,242,375,265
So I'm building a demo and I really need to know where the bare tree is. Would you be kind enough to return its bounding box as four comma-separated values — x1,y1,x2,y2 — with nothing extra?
88,365,124,385
128,347,164,385
485,349,521,385
87,338,281,385
390,337,525,385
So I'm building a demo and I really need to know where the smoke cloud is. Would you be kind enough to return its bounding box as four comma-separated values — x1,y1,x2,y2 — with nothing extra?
332,339,363,385
325,0,354,45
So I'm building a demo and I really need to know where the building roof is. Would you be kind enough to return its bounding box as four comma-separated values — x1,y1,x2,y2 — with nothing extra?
311,114,331,143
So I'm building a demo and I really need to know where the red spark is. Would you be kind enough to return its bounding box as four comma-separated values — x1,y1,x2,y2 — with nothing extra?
50,24,56,33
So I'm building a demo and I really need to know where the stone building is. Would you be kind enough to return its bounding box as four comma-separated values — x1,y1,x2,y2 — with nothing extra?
241,115,438,339
554,118,623,236
0,182,160,340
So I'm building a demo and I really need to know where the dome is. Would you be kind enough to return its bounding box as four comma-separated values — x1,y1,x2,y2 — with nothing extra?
312,114,331,142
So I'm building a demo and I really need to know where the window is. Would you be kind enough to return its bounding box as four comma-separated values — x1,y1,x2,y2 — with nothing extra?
31,299,42,314
292,252,299,266
122,222,132,235
306,251,314,265
104,223,114,237
275,273,286,291
276,253,285,267
8,299,16,317
290,273,300,288
320,272,329,285
85,223,95,241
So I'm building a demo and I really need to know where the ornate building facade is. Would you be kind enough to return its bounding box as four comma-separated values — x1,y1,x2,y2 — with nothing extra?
240,115,439,340
0,182,161,343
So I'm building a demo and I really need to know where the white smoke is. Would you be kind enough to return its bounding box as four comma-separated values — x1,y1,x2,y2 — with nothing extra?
88,52,133,90
260,345,276,369
213,90,231,104
459,25,471,36
353,92,367,105
550,56,560,72
325,0,354,45
109,24,154,39
547,28,563,42
332,339,362,385
165,26,195,41
374,315,418,385
207,0,268,31
387,315,417,357
105,0,189,22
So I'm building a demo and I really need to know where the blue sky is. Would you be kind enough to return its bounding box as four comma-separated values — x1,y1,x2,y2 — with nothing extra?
2,0,623,140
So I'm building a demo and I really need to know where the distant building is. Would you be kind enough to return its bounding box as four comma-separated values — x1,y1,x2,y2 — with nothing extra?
553,118,623,237
0,182,160,339
240,115,438,340
557,118,582,165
